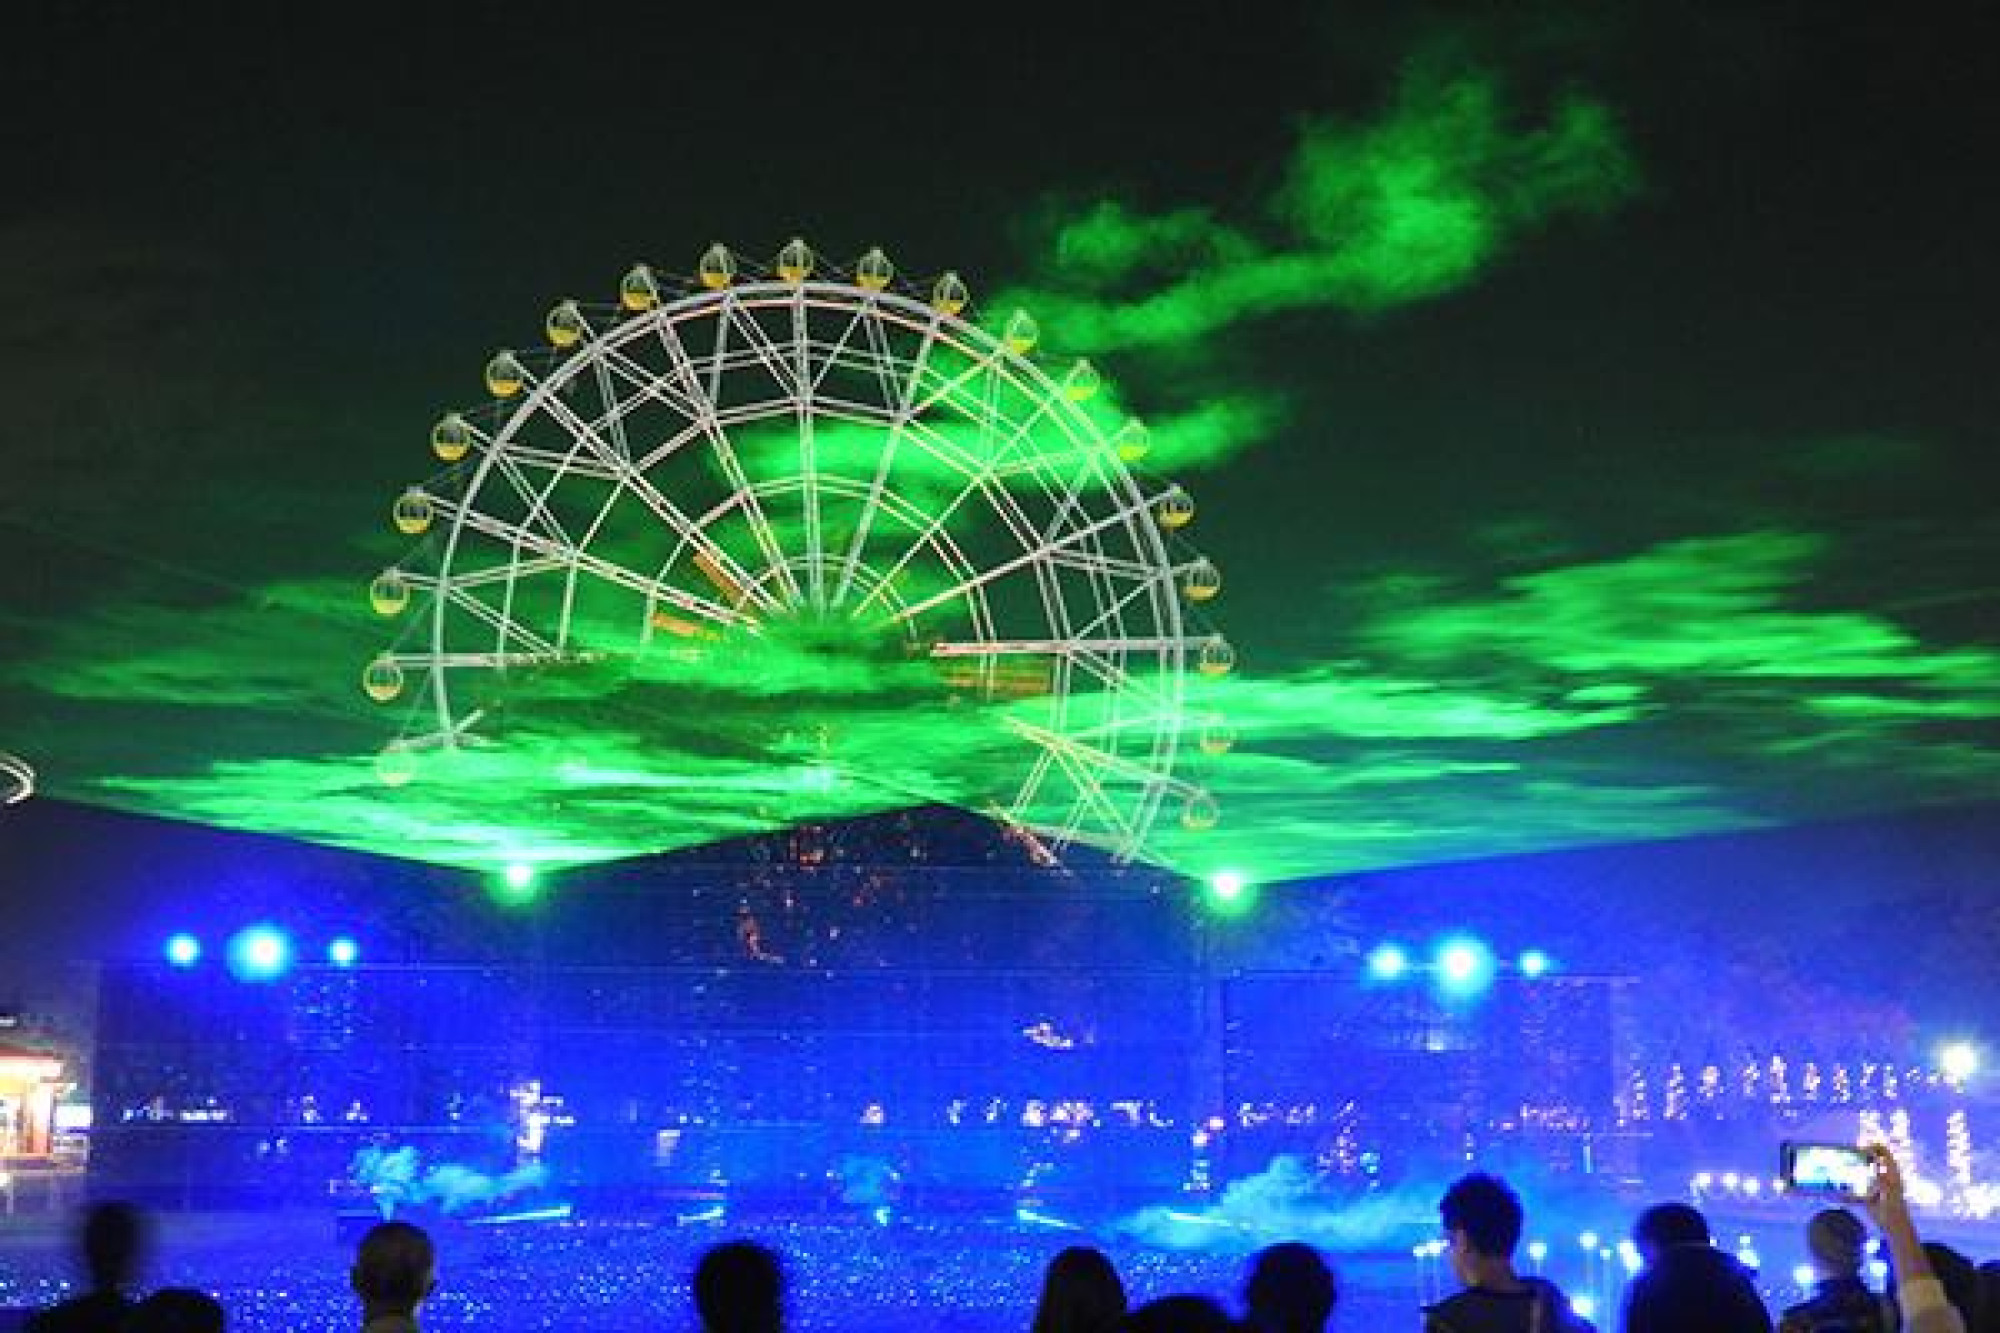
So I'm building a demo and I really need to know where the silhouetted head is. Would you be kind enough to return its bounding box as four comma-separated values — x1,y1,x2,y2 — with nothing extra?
1440,1173,1524,1280
80,1200,147,1292
127,1286,226,1333
1806,1208,1866,1279
1032,1245,1128,1333
351,1221,435,1317
1244,1241,1337,1333
1633,1202,1711,1264
1121,1294,1235,1333
693,1240,783,1333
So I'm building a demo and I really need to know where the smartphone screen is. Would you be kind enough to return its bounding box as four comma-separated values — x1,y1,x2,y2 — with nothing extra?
1781,1141,1873,1198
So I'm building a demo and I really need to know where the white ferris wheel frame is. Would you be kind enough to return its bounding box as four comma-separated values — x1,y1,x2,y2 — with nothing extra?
371,255,1228,861
0,751,33,806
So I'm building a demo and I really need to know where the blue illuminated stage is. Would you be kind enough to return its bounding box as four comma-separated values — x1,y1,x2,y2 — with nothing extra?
3,807,1998,1332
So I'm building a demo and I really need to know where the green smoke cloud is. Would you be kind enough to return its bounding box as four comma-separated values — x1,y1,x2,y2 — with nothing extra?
999,63,1637,360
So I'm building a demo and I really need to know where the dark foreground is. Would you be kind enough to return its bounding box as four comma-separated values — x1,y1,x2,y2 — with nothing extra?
0,1212,1416,1332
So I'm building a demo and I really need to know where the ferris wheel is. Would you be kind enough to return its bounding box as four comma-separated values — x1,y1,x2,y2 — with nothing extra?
365,240,1233,862
0,752,32,806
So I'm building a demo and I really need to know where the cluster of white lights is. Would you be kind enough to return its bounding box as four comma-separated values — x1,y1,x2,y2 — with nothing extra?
1690,1171,1786,1198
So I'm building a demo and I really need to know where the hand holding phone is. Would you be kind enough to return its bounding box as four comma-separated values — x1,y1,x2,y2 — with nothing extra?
1779,1141,1874,1199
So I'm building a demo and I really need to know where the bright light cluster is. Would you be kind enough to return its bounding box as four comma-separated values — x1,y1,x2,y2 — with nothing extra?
1363,936,1555,991
164,927,364,978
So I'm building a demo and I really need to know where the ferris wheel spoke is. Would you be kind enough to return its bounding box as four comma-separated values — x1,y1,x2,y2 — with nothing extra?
677,311,808,606
721,293,811,400
1008,717,1190,793
874,485,1170,625
485,444,625,480
1016,716,1184,820
1045,548,1159,582
786,290,827,609
842,409,1021,620
854,407,1102,622
905,338,1011,424
1031,733,1145,851
833,309,945,607
439,582,562,657
437,498,752,629
529,389,775,608
389,650,598,670
487,448,582,552
591,339,710,434
429,556,567,590
596,320,802,605
801,293,883,400
929,635,1187,657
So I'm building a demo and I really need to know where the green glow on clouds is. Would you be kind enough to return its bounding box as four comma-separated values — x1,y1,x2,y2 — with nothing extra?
999,63,1636,362
3,50,1997,885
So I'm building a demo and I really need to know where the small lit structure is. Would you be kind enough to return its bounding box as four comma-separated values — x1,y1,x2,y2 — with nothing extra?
775,237,815,284
1002,309,1039,354
1062,359,1101,401
619,264,661,312
855,247,895,292
0,1043,64,1158
930,271,968,314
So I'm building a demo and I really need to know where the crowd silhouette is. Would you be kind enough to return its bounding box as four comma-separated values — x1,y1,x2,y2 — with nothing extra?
12,1147,1997,1332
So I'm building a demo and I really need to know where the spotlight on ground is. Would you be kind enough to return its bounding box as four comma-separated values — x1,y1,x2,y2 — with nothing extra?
327,937,359,967
1939,1041,1979,1083
227,925,292,982
1517,949,1552,978
492,861,541,904
164,934,201,968
1435,937,1495,994
1365,943,1410,981
1202,870,1254,915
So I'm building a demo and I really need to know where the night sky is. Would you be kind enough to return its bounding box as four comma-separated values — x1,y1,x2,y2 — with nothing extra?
3,5,1997,883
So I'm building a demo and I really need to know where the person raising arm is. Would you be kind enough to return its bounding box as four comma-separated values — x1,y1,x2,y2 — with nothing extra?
1859,1144,1964,1333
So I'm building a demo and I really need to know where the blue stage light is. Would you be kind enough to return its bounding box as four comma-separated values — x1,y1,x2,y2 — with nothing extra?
165,933,201,967
1518,949,1552,978
227,925,293,982
1365,943,1410,981
327,936,359,967
1436,937,1495,993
